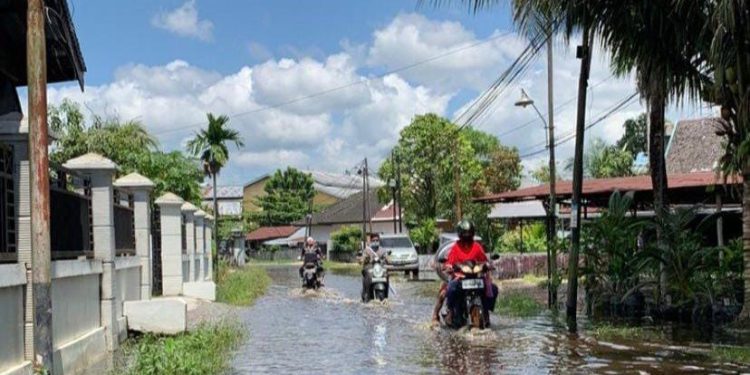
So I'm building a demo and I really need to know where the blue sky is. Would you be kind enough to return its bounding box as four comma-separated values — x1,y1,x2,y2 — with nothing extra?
45,1,707,186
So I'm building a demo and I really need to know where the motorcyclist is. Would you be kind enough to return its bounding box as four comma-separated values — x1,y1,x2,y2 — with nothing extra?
361,234,387,302
442,220,498,326
299,237,325,284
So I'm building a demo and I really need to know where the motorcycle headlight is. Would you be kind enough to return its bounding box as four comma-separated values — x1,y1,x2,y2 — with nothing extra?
460,265,472,274
473,264,483,274
373,266,385,278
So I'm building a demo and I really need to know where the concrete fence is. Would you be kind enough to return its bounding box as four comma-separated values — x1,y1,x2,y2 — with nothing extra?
0,144,216,374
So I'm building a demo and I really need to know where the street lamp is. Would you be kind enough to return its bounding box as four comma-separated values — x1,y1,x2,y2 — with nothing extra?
515,88,557,309
388,180,397,233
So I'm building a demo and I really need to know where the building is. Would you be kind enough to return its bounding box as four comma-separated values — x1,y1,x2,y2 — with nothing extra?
201,185,243,216
296,190,404,250
242,170,383,212
666,117,723,174
245,225,302,250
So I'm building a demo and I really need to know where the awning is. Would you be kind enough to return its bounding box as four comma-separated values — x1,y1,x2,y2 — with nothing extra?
488,200,547,220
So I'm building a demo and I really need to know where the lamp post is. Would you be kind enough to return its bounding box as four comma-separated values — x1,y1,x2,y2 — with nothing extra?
389,180,397,233
515,88,557,310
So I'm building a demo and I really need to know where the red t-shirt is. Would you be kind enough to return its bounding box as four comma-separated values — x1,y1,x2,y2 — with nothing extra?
446,241,488,267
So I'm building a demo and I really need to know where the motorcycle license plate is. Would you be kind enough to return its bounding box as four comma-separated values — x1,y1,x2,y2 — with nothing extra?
461,278,484,290
372,277,387,283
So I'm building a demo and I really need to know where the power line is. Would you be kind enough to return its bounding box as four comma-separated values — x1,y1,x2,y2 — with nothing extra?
153,30,514,137
519,92,640,159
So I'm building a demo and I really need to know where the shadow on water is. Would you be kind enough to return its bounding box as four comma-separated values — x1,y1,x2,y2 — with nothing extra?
231,266,750,374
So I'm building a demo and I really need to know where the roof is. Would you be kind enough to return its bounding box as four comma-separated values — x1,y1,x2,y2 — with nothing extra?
242,174,270,188
305,170,384,199
666,118,723,174
202,185,243,199
1,0,86,88
372,201,401,222
262,227,306,246
476,171,740,205
298,190,384,225
489,200,547,219
246,226,299,242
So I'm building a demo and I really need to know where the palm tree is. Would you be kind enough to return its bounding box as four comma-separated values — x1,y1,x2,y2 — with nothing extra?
700,0,750,321
187,113,244,276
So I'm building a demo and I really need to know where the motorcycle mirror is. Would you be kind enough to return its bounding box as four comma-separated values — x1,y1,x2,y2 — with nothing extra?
490,253,500,260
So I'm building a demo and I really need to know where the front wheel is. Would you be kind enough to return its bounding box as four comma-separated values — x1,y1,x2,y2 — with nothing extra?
469,304,487,329
374,288,386,301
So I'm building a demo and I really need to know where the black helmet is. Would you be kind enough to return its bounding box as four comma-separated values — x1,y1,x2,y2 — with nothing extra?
456,220,475,241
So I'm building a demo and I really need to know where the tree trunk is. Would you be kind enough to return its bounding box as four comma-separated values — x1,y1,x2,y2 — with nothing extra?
213,172,220,277
648,93,669,303
739,163,750,320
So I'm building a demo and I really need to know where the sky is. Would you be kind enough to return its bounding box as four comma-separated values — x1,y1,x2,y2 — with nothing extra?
37,0,712,186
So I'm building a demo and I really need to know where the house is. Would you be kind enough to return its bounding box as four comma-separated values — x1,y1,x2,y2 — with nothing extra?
245,225,301,250
296,189,404,250
242,170,384,212
201,185,243,216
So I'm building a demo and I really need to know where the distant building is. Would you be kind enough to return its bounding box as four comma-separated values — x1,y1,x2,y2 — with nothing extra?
201,185,243,216
242,170,383,213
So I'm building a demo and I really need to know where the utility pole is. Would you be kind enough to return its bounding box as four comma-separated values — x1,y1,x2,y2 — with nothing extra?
361,159,368,247
395,152,403,233
566,23,592,333
28,0,54,369
365,159,373,234
452,142,462,223
546,31,558,310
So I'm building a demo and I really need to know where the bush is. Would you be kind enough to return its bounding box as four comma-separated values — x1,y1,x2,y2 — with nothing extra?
330,226,362,253
410,219,439,253
216,266,271,306
496,222,546,253
494,293,543,317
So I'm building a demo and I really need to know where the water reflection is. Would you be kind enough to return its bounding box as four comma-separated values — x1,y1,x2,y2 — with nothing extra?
230,266,750,374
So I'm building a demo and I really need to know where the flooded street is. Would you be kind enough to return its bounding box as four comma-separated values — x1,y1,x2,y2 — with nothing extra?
231,266,749,374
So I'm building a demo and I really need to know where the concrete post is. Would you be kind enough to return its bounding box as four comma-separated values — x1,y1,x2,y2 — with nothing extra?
194,210,206,281
155,193,185,296
114,173,155,299
205,214,214,281
63,153,119,351
181,202,197,282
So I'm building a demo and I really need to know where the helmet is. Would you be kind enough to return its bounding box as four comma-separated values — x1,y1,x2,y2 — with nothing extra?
306,237,315,246
456,220,475,242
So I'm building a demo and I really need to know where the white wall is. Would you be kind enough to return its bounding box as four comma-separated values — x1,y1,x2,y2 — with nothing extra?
51,260,102,349
182,255,191,283
0,282,24,374
310,220,409,246
115,257,141,319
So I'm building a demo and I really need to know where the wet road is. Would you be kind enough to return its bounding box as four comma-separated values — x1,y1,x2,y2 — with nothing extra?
230,266,750,374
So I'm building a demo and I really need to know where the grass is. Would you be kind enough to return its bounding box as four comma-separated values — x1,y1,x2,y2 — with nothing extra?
323,260,361,276
521,274,548,288
590,324,666,342
709,345,750,364
116,321,244,375
494,293,544,317
216,265,271,306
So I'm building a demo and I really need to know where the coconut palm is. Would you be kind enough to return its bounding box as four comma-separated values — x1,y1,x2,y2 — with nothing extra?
187,113,244,275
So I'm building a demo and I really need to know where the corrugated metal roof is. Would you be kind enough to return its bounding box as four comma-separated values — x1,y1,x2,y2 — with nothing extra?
202,185,244,199
246,226,299,241
489,200,547,219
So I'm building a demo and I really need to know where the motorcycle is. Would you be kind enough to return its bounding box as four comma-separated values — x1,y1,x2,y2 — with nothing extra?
300,252,322,290
443,260,492,329
363,254,389,302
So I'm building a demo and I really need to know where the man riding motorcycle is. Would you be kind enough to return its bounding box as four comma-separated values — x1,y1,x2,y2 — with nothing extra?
361,234,388,302
299,237,325,285
442,220,498,327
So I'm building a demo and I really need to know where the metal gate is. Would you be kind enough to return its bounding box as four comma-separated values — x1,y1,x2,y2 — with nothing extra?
151,205,162,295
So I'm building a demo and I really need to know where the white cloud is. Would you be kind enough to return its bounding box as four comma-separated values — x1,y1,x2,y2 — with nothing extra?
152,0,213,42
234,149,310,169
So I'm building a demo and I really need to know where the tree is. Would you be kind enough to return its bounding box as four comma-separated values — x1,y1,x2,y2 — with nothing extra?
530,163,550,185
48,100,203,201
252,167,315,226
485,145,523,193
616,113,648,156
565,138,633,179
187,113,244,277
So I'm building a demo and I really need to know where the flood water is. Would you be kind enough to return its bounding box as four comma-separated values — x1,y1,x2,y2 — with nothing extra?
230,266,750,374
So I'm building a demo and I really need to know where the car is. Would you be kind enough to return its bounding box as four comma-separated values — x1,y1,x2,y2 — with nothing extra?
379,234,419,279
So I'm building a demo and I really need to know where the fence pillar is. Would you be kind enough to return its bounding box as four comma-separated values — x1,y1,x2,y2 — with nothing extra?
63,153,119,351
155,193,185,296
205,214,214,281
181,202,197,282
194,210,206,281
114,173,155,299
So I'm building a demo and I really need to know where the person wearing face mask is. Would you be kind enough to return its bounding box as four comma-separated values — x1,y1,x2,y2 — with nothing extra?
361,234,387,302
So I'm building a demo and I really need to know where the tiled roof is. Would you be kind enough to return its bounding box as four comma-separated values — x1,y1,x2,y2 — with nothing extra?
246,226,299,241
476,172,738,203
202,185,244,199
297,190,384,225
666,118,724,174
372,201,401,221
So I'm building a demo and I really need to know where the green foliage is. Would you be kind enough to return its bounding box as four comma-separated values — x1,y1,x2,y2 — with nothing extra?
409,219,439,251
530,162,550,184
119,321,244,375
48,100,203,202
709,345,750,365
590,324,666,342
252,167,315,226
616,113,648,156
216,266,271,306
217,212,257,242
484,144,523,194
582,191,651,311
496,222,547,253
330,226,363,253
494,293,544,317
566,138,633,179
186,113,244,177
